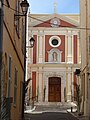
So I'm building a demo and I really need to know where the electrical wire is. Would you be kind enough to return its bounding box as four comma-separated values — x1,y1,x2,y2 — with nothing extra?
2,3,18,13
2,2,90,30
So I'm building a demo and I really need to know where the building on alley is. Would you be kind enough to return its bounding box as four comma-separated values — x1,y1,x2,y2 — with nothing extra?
27,12,81,104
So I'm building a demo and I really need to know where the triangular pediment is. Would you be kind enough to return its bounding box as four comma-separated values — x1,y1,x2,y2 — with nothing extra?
28,13,79,28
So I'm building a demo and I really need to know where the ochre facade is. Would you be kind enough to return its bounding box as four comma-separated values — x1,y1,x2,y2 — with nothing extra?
1,0,25,119
80,0,90,118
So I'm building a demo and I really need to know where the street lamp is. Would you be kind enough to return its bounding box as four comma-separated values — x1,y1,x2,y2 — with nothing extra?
20,0,29,15
26,37,35,48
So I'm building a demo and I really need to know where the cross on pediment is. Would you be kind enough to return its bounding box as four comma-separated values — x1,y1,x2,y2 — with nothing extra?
54,0,57,13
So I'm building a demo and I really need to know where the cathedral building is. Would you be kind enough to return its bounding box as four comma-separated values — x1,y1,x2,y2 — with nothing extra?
27,12,81,103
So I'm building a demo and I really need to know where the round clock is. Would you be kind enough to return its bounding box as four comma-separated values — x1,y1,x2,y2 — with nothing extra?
50,18,60,27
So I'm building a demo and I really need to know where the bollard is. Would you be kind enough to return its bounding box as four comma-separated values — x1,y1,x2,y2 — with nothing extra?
32,100,34,109
71,107,73,112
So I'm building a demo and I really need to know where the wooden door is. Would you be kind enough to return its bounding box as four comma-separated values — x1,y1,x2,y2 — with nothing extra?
48,77,61,102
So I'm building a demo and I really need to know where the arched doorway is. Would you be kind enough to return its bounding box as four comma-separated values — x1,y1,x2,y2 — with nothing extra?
48,77,61,102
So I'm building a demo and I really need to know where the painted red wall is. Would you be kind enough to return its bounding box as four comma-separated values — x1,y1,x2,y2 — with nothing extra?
45,35,65,62
35,18,76,28
73,35,77,64
33,35,37,64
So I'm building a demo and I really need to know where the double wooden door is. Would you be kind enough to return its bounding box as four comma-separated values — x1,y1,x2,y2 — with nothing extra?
48,77,61,102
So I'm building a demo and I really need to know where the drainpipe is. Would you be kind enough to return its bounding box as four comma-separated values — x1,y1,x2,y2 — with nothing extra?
0,0,4,119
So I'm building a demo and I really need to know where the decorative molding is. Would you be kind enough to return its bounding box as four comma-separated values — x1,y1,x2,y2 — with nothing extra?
48,48,62,62
45,71,65,78
50,18,60,27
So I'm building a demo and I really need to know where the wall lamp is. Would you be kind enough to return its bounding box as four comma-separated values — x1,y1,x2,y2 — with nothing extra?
20,0,29,15
14,0,35,48
26,37,35,48
14,0,29,17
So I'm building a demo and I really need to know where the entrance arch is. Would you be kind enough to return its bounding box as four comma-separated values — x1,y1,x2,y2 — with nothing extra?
48,77,61,102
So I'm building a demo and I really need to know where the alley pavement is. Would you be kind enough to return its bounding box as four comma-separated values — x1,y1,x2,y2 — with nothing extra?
25,112,79,120
24,102,89,120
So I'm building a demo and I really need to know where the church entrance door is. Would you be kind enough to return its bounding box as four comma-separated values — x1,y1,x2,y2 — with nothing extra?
48,77,61,102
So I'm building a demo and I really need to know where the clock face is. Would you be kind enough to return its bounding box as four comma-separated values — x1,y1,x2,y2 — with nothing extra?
54,20,58,24
50,18,60,27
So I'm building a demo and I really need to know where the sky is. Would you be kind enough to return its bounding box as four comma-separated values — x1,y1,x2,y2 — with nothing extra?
28,0,80,14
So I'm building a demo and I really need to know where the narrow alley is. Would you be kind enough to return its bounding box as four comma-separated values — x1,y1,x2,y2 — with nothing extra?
24,102,87,120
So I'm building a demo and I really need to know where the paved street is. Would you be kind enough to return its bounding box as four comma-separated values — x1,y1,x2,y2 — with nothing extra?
24,102,89,120
24,102,79,120
24,112,78,120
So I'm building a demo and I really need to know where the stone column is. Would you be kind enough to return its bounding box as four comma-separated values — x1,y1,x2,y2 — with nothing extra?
38,31,44,63
70,67,73,101
67,31,72,63
66,67,68,101
67,68,72,101
38,67,43,101
61,77,64,102
71,34,73,63
45,76,48,102
65,34,68,62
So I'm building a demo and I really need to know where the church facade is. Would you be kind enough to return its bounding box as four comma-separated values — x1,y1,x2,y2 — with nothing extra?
27,13,81,103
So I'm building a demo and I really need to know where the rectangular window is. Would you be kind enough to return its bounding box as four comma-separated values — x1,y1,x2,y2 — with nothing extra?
19,82,23,112
15,0,20,37
22,18,25,54
8,56,12,97
14,67,18,106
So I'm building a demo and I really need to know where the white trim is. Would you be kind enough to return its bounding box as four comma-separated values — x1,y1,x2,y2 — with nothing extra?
49,36,61,47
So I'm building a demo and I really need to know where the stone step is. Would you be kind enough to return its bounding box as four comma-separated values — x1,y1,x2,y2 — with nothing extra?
34,102,64,106
35,102,77,106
